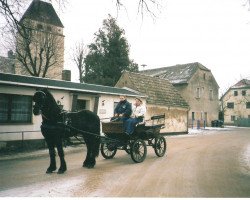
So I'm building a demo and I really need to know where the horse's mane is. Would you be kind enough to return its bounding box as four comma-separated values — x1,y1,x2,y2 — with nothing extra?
41,88,61,114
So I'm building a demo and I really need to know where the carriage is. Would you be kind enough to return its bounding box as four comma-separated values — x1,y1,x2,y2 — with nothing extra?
33,88,167,173
100,114,167,163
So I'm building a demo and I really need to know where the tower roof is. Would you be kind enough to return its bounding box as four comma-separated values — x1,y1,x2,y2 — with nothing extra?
20,0,64,28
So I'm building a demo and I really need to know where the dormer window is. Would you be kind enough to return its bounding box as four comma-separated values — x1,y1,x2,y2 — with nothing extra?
47,26,52,31
37,24,43,30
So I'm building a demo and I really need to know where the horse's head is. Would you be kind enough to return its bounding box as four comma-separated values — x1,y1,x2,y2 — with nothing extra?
33,90,47,115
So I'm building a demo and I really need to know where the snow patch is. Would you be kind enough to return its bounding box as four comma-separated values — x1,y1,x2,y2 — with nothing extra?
0,177,83,197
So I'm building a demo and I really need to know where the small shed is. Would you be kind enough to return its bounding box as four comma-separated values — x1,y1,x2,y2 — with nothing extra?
115,71,190,134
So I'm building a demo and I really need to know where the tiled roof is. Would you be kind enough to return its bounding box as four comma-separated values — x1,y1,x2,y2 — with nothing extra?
116,71,189,108
231,79,250,89
20,0,64,28
0,72,145,97
141,62,210,85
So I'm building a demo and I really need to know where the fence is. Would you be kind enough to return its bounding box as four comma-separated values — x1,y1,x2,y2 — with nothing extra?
0,130,44,150
235,118,250,127
189,120,206,129
0,130,84,151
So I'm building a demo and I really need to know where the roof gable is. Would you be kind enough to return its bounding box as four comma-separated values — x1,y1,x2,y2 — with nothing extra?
141,62,210,84
116,71,189,108
231,79,250,89
20,0,64,28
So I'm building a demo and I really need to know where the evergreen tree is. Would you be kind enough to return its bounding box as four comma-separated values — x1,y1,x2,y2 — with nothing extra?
84,15,138,86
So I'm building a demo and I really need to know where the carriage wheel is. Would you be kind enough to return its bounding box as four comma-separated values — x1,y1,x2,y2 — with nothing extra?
154,136,167,157
100,143,117,159
131,139,147,163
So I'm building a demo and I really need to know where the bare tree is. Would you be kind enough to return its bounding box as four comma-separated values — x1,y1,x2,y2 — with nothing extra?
14,21,64,78
115,0,162,20
0,0,65,78
71,41,87,83
0,0,161,30
0,0,160,78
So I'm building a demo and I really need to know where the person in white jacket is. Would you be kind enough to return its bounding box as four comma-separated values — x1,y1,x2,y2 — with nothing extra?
124,97,146,135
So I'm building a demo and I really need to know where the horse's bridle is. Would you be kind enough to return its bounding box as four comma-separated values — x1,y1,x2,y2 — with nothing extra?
33,90,47,115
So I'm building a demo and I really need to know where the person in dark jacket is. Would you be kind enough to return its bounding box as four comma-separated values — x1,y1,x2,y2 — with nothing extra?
111,95,132,122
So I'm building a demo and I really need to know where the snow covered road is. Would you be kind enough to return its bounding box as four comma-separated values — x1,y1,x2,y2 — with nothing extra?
0,127,250,197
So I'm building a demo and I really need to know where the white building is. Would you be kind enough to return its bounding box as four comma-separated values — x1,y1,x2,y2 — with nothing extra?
220,79,250,125
0,72,145,148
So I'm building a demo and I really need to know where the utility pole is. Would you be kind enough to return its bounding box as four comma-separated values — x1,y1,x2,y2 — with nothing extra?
141,64,147,70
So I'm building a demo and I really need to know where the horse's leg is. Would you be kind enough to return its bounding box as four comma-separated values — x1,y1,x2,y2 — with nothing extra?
46,138,57,174
83,137,99,169
82,139,91,168
56,138,67,174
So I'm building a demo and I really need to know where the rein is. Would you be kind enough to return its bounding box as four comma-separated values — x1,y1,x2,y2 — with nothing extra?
42,114,49,120
58,122,124,144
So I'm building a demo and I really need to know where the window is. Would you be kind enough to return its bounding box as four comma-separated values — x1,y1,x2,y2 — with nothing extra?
209,89,213,100
242,90,246,96
114,102,119,114
231,116,235,121
234,91,238,96
37,24,43,30
0,94,32,123
246,102,250,109
203,73,206,80
227,102,234,109
192,112,195,120
47,26,52,31
76,99,86,111
196,88,201,98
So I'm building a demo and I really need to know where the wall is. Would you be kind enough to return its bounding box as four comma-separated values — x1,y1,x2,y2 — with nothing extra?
98,95,145,122
146,105,188,134
174,68,219,126
222,88,250,125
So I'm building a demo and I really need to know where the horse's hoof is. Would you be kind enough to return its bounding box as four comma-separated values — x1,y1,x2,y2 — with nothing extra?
46,167,57,173
57,168,66,174
83,164,94,169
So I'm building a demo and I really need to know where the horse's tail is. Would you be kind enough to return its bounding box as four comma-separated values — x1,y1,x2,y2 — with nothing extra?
94,136,101,158
93,123,101,158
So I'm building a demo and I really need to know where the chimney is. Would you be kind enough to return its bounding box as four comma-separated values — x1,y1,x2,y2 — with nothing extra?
8,50,15,59
62,70,71,81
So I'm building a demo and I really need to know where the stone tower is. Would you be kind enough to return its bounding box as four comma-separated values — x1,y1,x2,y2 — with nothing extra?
15,0,64,80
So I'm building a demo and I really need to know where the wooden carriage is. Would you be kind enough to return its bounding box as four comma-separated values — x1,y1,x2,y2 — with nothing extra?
101,114,167,163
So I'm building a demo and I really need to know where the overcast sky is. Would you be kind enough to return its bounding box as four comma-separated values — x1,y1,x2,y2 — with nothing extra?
1,0,250,94
59,0,250,94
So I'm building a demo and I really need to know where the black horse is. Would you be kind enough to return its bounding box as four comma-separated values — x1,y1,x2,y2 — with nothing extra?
33,88,100,174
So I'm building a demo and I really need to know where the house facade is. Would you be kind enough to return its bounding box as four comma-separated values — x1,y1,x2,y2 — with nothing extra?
141,62,219,127
0,72,145,148
115,71,190,134
220,79,250,125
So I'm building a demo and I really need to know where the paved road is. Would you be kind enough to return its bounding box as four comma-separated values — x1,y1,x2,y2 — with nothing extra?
0,127,250,197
